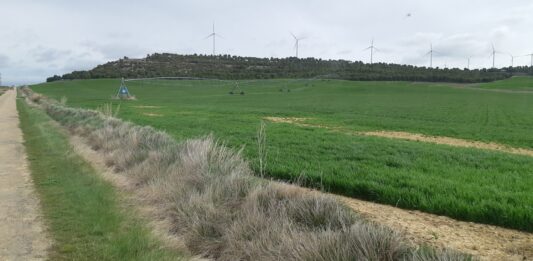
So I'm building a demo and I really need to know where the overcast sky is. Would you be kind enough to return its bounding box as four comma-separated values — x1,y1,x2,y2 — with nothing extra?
1,0,533,85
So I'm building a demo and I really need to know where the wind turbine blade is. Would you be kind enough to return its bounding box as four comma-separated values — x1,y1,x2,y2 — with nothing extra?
216,33,224,39
290,32,297,40
362,46,372,51
203,33,215,39
374,47,381,52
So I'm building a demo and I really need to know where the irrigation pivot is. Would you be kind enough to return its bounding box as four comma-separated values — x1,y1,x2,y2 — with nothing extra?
116,78,133,99
229,81,245,95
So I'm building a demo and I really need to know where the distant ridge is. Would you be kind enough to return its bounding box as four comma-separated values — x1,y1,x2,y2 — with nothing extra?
48,53,516,83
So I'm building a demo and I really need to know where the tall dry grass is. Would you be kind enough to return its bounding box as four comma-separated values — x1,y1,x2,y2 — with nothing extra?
20,87,473,261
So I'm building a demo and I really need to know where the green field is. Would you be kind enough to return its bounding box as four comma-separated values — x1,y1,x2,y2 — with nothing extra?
474,76,533,90
33,78,533,232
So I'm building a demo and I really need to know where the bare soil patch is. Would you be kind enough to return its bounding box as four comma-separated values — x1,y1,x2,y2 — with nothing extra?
0,89,49,260
335,193,533,261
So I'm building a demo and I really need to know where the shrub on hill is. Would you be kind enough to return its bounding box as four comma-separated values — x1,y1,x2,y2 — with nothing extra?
48,53,513,83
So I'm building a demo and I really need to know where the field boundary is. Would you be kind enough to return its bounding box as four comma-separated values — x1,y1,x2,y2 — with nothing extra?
333,190,533,260
68,117,533,261
17,96,186,260
264,117,533,157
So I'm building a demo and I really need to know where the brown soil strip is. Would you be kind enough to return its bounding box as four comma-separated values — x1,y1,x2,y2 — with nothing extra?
142,112,164,117
264,117,533,157
0,89,50,260
360,130,533,157
336,194,533,261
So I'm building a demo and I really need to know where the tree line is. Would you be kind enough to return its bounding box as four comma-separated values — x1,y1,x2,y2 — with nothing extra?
47,53,519,83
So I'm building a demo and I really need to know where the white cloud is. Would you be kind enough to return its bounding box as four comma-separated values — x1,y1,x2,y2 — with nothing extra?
1,0,533,84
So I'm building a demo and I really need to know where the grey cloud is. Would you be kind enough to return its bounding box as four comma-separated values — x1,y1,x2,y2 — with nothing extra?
62,55,103,72
32,47,72,63
82,41,148,60
0,54,9,68
2,0,533,84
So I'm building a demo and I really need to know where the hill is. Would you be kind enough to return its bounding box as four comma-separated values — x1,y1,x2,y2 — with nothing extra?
48,53,514,83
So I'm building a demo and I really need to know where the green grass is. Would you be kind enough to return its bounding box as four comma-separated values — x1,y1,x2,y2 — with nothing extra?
32,78,533,232
17,98,184,260
474,76,533,90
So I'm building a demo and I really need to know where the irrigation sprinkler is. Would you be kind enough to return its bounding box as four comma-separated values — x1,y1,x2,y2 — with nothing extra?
115,78,133,99
279,81,291,92
229,81,245,95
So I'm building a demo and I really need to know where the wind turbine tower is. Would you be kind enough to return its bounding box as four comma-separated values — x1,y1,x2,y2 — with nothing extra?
364,39,380,64
426,44,437,68
489,44,499,68
204,22,222,56
509,54,516,67
291,33,305,58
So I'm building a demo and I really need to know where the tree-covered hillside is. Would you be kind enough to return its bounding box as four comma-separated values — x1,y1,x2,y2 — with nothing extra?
48,53,516,83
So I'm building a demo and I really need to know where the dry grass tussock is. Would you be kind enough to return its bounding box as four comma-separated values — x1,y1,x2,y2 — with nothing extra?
20,87,473,261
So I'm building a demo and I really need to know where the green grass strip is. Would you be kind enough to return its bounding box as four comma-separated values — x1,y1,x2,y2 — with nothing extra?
17,98,185,260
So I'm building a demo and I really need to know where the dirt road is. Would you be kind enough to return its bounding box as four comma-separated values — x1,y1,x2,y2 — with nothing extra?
0,89,48,260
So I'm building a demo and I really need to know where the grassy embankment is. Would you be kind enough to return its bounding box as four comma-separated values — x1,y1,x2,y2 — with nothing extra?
17,97,185,260
33,78,533,232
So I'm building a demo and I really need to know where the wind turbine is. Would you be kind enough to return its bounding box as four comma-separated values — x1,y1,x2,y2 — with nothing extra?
489,43,502,68
508,53,517,67
363,39,380,64
467,56,472,70
425,43,438,68
204,22,222,56
291,33,305,58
